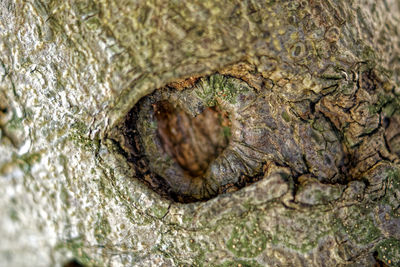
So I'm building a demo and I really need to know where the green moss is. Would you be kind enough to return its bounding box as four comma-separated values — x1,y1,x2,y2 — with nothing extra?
335,206,381,245
6,112,24,130
186,240,206,267
382,169,400,218
387,169,400,191
195,74,250,106
311,118,326,132
227,222,267,258
268,210,331,253
376,238,400,267
369,93,399,115
71,120,88,135
149,205,169,219
85,17,101,31
124,202,153,226
69,120,100,150
196,78,217,106
47,17,64,37
20,152,41,166
320,71,343,80
94,213,112,244
222,126,231,138
216,77,249,104
58,238,102,267
8,209,19,222
13,152,42,174
361,46,377,67
299,186,341,204
382,101,399,117
281,111,291,122
74,0,99,17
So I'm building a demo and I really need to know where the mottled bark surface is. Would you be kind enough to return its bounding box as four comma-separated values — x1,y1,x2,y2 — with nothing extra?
1,0,400,266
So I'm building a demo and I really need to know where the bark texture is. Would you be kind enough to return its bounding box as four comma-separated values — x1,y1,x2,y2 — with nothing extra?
1,0,400,266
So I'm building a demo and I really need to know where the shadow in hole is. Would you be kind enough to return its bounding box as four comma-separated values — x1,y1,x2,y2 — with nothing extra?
63,259,85,267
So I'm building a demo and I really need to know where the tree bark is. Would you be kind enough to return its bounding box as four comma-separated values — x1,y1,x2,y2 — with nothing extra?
1,0,400,266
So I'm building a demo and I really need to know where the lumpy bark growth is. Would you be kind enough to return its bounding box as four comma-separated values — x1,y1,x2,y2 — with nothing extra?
113,73,351,202
112,63,400,206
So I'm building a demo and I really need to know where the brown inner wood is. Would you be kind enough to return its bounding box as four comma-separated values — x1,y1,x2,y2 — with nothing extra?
154,101,230,178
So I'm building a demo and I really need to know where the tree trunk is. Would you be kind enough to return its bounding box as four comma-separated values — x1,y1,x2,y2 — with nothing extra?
1,0,400,266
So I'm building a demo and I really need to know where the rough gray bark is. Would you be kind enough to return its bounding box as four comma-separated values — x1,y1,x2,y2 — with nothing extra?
1,0,400,266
